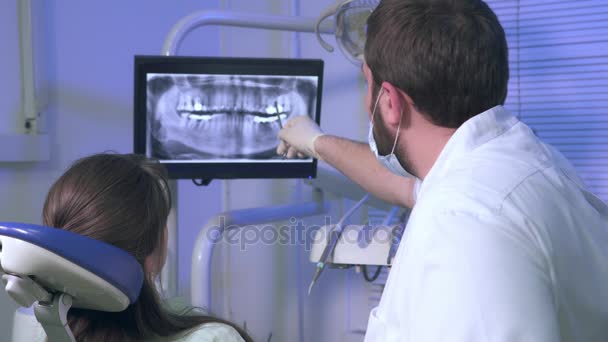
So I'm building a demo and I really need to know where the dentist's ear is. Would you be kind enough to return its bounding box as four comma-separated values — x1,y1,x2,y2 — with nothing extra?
380,81,415,127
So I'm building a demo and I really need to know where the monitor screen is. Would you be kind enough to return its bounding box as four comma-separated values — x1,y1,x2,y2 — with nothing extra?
134,56,323,179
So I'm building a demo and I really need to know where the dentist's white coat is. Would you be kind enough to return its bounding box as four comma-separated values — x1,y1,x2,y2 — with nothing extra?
365,106,608,342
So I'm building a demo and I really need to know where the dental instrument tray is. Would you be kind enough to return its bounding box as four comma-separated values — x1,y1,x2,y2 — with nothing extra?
134,55,324,180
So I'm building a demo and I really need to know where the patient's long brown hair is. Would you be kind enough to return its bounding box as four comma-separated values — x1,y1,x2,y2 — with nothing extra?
42,153,252,342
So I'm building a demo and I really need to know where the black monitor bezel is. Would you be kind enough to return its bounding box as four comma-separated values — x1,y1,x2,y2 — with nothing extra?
133,55,324,180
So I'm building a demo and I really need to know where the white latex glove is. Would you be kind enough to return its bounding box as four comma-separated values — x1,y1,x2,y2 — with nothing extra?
277,115,325,159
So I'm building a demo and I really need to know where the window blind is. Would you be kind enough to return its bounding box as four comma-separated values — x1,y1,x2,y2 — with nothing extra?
487,0,608,202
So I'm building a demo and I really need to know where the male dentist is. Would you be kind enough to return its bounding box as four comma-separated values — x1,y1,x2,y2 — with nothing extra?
278,0,608,341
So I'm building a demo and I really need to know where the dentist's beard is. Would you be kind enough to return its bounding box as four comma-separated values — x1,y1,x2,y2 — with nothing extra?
375,111,417,177
373,107,395,156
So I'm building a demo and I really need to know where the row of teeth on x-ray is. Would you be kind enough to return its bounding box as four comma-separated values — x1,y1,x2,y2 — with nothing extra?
176,93,290,124
177,113,285,132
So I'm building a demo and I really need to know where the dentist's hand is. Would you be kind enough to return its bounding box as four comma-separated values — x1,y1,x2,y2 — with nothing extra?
277,115,325,159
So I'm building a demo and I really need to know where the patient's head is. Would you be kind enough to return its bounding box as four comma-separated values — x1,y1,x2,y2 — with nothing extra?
43,153,169,278
42,153,252,341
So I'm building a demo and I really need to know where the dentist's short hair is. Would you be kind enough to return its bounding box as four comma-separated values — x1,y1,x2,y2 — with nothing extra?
364,0,509,128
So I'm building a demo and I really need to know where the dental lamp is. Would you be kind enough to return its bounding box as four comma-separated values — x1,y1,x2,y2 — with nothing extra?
162,1,379,66
315,0,380,66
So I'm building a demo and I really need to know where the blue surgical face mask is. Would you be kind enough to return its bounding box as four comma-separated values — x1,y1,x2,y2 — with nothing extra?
368,88,416,180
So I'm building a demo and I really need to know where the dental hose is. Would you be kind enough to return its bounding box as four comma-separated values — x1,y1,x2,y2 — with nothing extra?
362,264,383,282
308,193,370,295
358,206,401,282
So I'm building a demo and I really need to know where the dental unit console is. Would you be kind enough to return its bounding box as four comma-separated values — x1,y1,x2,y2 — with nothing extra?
309,223,401,266
134,56,324,180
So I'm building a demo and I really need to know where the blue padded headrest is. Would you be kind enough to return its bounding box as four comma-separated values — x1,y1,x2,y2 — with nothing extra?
0,222,144,304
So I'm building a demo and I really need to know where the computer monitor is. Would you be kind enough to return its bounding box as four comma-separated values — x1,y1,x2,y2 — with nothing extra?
134,56,323,180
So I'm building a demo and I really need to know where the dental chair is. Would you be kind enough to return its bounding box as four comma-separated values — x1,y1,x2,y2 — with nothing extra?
0,222,143,342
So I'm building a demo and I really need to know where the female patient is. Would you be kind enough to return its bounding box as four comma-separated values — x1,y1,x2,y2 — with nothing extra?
41,153,252,341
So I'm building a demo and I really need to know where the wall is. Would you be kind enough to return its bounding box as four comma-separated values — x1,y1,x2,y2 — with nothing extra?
0,0,223,339
0,1,23,336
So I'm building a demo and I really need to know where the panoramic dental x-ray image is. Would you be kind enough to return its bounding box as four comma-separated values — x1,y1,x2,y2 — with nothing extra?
147,74,318,161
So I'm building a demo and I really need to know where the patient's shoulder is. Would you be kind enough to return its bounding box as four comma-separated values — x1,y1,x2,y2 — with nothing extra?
173,322,245,342
161,298,245,341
